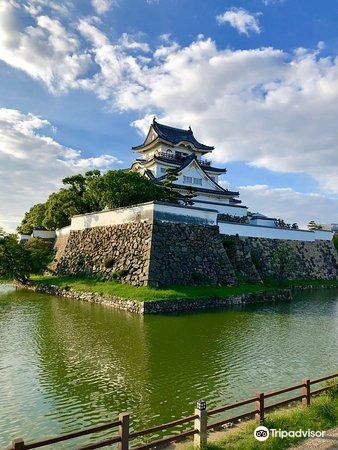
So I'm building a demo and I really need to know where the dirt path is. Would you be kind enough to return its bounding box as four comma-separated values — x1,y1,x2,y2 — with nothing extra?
290,426,338,449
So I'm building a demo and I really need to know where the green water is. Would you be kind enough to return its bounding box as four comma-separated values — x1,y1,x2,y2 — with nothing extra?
0,285,337,448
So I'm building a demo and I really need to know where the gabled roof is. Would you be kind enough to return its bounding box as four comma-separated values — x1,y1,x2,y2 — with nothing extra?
144,154,239,197
132,119,214,152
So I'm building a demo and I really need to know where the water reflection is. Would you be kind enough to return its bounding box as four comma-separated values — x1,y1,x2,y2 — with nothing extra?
0,287,337,447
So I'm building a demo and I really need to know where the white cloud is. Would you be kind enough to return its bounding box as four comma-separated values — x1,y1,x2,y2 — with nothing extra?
239,185,338,228
91,0,116,15
125,40,338,195
0,0,90,92
24,0,71,16
1,4,338,200
0,108,121,231
119,33,150,53
217,8,262,36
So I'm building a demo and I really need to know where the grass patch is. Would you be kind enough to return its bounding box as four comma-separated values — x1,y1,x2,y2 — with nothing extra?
31,275,272,301
30,275,338,302
189,393,338,450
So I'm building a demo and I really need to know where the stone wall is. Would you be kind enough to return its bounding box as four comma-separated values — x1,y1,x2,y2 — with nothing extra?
223,235,338,282
16,282,296,314
148,222,236,286
55,221,236,286
54,221,338,287
56,222,152,285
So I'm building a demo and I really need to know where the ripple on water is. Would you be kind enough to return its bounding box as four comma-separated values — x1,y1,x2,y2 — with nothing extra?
0,288,337,448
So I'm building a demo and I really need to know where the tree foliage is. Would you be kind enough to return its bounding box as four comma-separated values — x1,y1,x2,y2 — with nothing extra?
24,238,55,275
308,220,323,231
0,235,31,283
17,203,47,234
87,170,174,210
18,170,176,232
0,236,55,283
162,168,180,203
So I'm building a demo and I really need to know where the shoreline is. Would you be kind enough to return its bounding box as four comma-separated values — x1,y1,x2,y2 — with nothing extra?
13,280,338,314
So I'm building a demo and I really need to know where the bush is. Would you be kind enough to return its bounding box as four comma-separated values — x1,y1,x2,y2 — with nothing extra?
222,237,237,249
104,257,116,269
111,269,129,280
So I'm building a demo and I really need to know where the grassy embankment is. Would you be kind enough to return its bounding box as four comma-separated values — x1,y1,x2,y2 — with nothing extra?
31,275,338,302
186,392,338,450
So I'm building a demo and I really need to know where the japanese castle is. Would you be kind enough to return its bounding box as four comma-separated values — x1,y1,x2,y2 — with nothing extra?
131,118,248,218
23,119,331,244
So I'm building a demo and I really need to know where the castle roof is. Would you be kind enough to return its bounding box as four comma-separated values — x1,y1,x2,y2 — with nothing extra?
132,119,214,152
144,153,239,198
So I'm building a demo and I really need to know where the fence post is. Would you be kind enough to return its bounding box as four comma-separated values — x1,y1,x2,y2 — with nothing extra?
194,400,207,449
12,439,25,450
118,412,129,450
255,392,265,424
302,378,311,408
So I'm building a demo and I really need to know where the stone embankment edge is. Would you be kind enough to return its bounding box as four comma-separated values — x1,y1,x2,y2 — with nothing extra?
13,282,338,314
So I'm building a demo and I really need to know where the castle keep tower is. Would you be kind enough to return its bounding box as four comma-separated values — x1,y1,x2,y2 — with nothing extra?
131,119,247,218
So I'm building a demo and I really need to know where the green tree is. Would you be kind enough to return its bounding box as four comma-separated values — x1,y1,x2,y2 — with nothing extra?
89,170,175,209
63,170,101,211
0,235,31,283
17,203,47,234
0,227,6,238
308,220,323,231
183,187,196,206
42,189,88,230
24,238,55,275
162,168,180,203
272,243,294,286
18,169,179,232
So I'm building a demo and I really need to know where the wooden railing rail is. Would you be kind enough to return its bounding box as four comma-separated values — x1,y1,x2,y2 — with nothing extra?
8,372,337,450
9,417,123,450
129,414,198,439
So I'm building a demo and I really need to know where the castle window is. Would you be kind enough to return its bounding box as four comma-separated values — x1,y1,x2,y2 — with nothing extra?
193,177,202,186
183,176,192,184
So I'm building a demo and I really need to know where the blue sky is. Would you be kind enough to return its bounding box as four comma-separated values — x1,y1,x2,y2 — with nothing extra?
0,0,337,230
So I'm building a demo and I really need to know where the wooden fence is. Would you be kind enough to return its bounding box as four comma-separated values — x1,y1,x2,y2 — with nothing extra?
7,372,337,450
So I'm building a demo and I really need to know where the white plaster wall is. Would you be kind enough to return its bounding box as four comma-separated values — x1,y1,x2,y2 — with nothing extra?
313,230,334,240
250,218,277,227
32,230,56,239
70,202,218,230
193,199,247,217
71,203,154,230
218,222,333,241
18,234,31,243
154,202,218,225
56,225,72,237
193,195,230,205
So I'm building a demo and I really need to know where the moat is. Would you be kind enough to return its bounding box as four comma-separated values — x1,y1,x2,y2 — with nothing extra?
0,284,337,448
